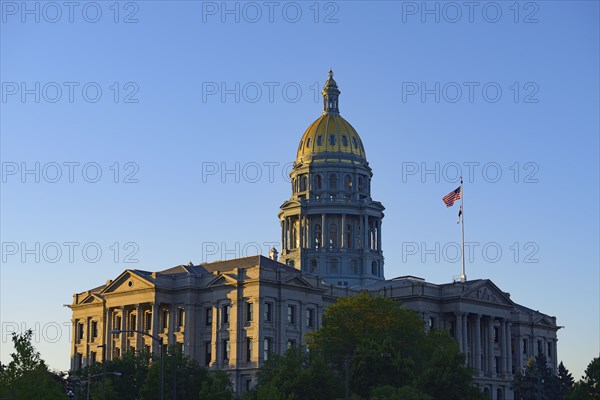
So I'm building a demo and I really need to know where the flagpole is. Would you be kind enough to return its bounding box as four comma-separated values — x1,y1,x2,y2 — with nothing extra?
460,177,466,282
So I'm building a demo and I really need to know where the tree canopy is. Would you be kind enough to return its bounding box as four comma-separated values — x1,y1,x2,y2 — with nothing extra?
248,292,484,400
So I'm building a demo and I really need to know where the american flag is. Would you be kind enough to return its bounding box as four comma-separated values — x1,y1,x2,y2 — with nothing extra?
443,186,462,207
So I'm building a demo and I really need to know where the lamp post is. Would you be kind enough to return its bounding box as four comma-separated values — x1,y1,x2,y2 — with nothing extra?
111,329,164,400
344,353,391,400
87,371,122,400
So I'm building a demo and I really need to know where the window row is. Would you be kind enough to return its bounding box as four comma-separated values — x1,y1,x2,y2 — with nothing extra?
204,303,316,328
299,134,360,150
292,173,369,193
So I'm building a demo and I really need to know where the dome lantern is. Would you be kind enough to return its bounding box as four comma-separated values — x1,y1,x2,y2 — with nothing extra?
322,69,341,115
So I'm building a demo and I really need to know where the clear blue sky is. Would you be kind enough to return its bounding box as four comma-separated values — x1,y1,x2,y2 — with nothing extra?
1,0,598,379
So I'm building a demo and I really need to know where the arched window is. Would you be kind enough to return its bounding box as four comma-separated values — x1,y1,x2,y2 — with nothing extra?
300,176,308,192
329,174,337,190
329,224,337,248
371,261,377,276
314,224,322,249
358,177,364,193
351,260,359,274
329,258,338,274
314,174,322,190
344,175,352,191
310,259,318,274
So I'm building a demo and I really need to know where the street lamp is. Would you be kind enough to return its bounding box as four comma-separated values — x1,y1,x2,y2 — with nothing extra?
111,329,164,400
87,371,122,400
344,352,391,400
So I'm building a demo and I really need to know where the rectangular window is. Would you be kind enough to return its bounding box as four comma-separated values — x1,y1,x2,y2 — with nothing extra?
223,305,231,324
523,339,528,354
91,321,98,339
342,135,348,147
178,308,185,327
329,135,335,145
287,305,296,325
548,342,552,357
145,312,152,331
263,337,271,361
162,310,168,330
77,323,84,341
429,317,435,330
223,339,230,362
246,337,253,362
495,357,500,373
114,315,122,330
205,341,212,366
90,351,97,364
449,321,455,338
306,308,315,328
205,308,212,326
494,327,499,343
247,302,253,322
115,347,121,360
287,339,296,349
265,302,272,322
537,340,542,355
316,135,322,146
76,353,83,369
129,315,136,332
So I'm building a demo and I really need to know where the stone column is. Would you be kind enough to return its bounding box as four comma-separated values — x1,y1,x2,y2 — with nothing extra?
462,313,468,364
71,319,77,369
151,303,160,355
120,309,127,356
488,317,495,376
474,314,481,373
363,215,369,250
280,220,284,252
500,319,507,374
299,217,304,248
210,307,217,366
377,220,382,251
341,214,346,249
168,307,177,346
506,321,513,375
184,304,194,358
105,308,113,361
456,313,464,352
136,304,143,352
321,214,326,247
517,335,524,372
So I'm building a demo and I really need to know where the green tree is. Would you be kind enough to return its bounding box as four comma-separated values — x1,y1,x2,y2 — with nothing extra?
369,385,432,400
308,292,424,397
557,362,574,399
247,347,340,400
415,330,484,400
198,370,235,400
568,357,600,400
140,346,209,400
0,330,66,400
513,354,560,400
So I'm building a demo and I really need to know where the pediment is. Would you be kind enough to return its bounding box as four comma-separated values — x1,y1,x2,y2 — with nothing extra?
463,281,513,307
284,275,313,288
537,317,554,326
80,293,103,304
101,270,154,294
206,273,237,287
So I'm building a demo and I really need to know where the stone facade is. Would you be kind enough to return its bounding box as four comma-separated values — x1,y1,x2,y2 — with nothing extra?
68,72,559,399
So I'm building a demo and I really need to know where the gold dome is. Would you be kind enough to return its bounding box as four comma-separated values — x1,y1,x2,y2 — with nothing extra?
296,113,367,164
295,70,367,164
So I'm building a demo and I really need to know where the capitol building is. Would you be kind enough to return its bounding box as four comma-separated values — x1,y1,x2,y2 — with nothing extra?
69,71,559,400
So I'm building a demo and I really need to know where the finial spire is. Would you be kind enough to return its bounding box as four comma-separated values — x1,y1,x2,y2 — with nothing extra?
322,69,341,115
